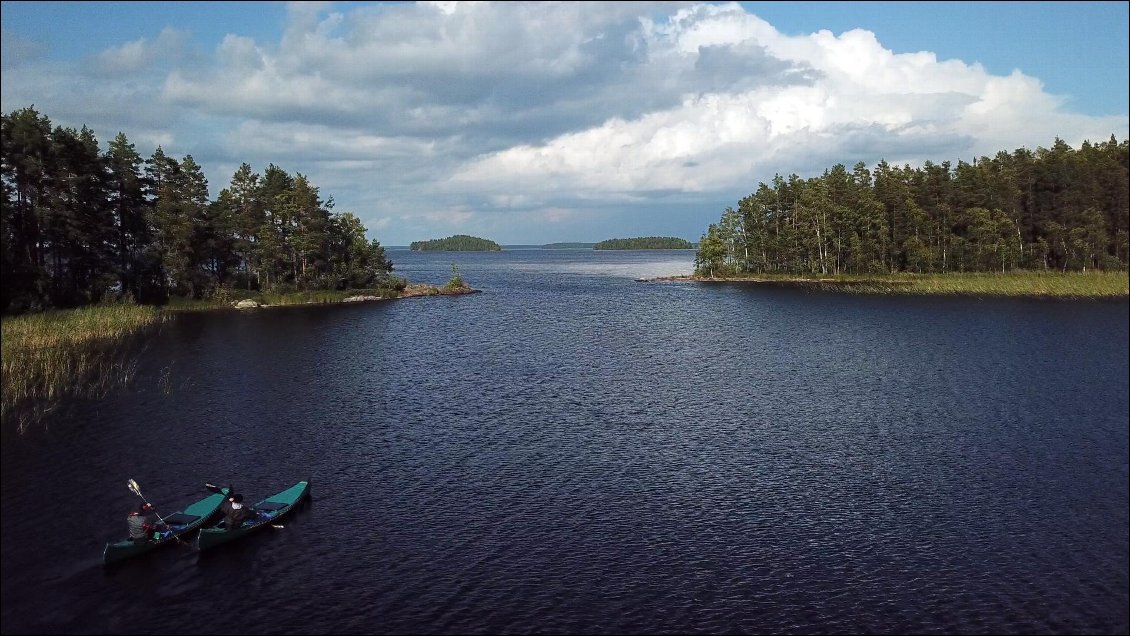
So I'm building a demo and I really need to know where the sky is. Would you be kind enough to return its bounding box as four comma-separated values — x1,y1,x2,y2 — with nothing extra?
2,1,1127,246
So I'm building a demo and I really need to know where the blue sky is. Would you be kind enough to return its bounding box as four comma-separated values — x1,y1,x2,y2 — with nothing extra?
2,1,1127,246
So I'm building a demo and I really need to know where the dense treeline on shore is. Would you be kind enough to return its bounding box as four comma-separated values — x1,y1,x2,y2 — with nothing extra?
410,235,502,251
695,136,1129,277
1,106,395,315
595,237,693,250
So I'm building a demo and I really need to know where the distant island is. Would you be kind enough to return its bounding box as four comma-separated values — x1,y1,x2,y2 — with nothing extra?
594,237,694,250
543,242,596,249
410,235,502,251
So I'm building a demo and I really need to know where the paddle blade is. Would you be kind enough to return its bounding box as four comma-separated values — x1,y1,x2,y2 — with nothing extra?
127,479,142,498
204,483,222,494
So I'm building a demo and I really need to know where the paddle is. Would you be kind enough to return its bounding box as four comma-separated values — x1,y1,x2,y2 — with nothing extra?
126,479,186,545
204,482,284,529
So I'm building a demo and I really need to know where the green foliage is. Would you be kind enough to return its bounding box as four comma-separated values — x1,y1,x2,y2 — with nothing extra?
380,276,409,294
409,234,501,251
1,106,395,314
695,137,1130,276
593,236,693,250
444,262,466,290
694,225,729,277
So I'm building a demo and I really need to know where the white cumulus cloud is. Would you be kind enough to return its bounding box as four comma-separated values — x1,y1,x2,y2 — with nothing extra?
1,1,1125,244
451,2,1127,202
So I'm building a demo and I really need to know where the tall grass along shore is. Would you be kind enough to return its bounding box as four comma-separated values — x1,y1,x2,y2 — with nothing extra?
657,270,1129,298
1,277,475,431
2,303,164,431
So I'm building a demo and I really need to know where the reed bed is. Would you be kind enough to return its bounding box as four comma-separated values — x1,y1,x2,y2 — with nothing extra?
1,303,163,430
688,270,1129,298
834,271,1128,297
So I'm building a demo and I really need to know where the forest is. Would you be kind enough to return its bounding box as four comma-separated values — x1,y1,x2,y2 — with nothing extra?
594,237,693,250
1,107,394,314
694,136,1129,277
409,235,502,251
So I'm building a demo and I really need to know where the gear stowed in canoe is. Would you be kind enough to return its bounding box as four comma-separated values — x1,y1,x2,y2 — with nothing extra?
196,480,310,551
103,481,231,565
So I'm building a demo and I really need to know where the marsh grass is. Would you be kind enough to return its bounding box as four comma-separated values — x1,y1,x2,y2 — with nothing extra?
1,303,163,431
3,280,416,432
825,271,1128,297
691,270,1129,298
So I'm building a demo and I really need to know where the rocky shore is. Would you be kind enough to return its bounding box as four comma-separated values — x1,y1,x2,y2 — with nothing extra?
231,282,480,310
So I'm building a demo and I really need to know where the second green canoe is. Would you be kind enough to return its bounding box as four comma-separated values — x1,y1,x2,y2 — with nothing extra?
196,480,310,551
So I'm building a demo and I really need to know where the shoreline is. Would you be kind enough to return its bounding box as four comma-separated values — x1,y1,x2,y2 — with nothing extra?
228,282,481,310
165,282,481,313
1,282,480,430
642,271,1130,299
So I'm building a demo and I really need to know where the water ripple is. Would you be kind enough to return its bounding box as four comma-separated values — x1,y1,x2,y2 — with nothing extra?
2,250,1127,635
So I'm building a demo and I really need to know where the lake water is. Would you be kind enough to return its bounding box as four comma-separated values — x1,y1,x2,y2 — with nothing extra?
1,248,1127,634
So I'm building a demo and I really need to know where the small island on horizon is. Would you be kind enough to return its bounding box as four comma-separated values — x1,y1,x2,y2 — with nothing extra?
594,237,694,250
410,234,502,251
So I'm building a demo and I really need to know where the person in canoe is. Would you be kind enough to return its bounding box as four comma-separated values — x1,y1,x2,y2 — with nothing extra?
218,485,236,517
223,494,255,529
127,502,167,543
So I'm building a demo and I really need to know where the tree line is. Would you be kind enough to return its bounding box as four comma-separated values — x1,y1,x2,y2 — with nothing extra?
410,235,501,251
695,136,1129,276
1,107,394,314
594,237,693,250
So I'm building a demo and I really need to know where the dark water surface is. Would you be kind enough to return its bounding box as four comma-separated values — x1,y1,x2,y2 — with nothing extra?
2,249,1127,635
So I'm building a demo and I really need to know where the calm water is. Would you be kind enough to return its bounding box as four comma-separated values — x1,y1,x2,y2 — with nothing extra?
1,249,1127,635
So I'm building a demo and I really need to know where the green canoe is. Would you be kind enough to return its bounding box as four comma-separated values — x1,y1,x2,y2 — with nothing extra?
196,480,310,551
103,486,230,565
